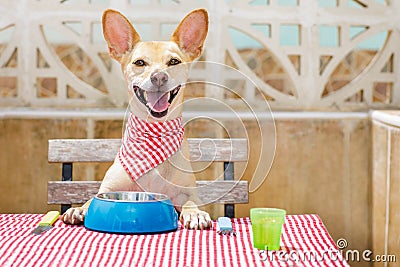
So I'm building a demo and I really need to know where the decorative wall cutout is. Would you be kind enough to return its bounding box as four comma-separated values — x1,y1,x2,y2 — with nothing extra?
0,77,17,98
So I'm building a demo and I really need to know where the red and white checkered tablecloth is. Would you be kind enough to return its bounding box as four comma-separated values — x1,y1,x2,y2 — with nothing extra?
0,214,349,267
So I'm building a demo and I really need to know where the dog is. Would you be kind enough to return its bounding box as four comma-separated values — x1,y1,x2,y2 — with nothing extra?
61,8,212,230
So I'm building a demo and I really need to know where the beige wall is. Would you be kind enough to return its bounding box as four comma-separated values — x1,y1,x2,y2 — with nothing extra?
0,115,372,265
372,111,400,267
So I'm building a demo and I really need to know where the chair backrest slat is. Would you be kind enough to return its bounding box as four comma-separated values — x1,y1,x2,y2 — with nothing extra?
47,180,248,205
48,138,248,163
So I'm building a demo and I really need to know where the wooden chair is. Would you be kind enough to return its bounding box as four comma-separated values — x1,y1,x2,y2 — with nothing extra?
47,138,248,218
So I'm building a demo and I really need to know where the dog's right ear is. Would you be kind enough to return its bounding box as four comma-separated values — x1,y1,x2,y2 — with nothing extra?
102,9,141,62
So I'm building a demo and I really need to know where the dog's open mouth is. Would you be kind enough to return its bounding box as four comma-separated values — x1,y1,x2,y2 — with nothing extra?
133,85,181,118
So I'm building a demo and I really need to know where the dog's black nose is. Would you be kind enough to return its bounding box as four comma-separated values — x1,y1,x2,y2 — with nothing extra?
150,71,168,87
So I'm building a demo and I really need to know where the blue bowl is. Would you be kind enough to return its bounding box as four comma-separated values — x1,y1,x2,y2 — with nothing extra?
84,192,178,234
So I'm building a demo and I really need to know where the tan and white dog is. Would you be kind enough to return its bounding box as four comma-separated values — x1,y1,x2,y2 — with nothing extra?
62,8,212,230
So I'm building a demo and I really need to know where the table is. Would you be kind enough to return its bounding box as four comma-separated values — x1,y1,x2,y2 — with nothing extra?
0,214,349,266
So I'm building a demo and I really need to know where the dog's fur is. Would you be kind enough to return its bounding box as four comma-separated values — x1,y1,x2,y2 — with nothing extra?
61,8,212,230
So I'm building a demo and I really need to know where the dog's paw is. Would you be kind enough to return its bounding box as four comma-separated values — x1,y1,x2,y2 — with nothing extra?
61,207,86,225
180,208,212,230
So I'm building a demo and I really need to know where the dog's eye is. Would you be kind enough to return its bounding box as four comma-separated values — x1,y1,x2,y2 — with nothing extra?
168,58,181,66
133,59,146,67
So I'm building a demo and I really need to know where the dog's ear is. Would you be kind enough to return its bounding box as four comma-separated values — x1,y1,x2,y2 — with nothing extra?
102,9,141,62
171,9,208,61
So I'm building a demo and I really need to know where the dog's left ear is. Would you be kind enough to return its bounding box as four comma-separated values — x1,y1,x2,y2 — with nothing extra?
171,9,208,61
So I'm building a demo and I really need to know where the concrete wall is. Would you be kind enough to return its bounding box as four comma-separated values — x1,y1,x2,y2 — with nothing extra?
372,111,400,267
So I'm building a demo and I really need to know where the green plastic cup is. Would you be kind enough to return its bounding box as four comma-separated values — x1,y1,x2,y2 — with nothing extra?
250,208,286,250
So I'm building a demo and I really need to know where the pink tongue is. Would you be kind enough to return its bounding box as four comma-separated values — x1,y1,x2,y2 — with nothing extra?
147,92,170,112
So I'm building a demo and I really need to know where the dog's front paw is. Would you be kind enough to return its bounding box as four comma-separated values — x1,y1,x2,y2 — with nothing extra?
180,207,212,230
61,207,86,225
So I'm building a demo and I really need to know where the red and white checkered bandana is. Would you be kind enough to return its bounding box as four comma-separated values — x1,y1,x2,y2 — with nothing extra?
118,113,184,181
